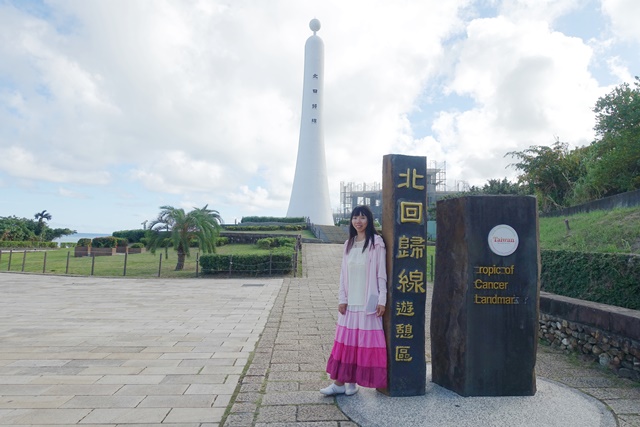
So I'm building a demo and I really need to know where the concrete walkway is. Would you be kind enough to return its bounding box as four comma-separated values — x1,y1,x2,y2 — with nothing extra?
224,244,640,427
0,244,639,426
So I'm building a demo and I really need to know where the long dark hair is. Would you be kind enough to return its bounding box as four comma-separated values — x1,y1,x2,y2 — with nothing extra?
346,205,377,253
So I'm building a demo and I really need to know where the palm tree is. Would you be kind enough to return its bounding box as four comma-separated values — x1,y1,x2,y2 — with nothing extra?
34,210,52,240
34,210,52,225
146,205,222,271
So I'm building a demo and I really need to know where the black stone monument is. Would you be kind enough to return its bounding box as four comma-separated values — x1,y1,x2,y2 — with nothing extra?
430,195,540,397
379,154,427,397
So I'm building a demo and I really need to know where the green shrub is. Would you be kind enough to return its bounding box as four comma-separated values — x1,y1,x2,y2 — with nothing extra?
255,237,296,249
116,238,128,247
112,229,147,244
226,225,278,231
200,247,294,276
256,238,273,250
240,216,305,224
216,237,229,247
0,241,58,249
77,238,92,247
224,224,306,232
92,236,118,248
283,224,305,231
541,249,640,310
273,237,296,247
130,243,145,249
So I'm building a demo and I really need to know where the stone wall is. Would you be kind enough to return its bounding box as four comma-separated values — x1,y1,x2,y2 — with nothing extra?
539,291,640,381
541,188,640,217
91,247,116,256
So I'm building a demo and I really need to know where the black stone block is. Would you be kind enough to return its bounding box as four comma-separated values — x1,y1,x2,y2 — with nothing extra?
431,196,540,397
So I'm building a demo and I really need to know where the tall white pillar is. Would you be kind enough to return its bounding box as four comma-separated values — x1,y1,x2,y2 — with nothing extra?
287,19,334,225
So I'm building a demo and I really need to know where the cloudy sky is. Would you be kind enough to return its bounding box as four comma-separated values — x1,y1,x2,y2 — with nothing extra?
1,0,638,233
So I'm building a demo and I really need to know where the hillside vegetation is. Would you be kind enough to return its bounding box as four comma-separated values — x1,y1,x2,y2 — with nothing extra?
539,206,640,254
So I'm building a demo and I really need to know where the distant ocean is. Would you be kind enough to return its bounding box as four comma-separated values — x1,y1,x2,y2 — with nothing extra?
53,232,110,244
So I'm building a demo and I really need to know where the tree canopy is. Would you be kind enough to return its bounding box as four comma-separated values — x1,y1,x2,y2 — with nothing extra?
506,140,588,212
0,215,75,242
588,76,640,197
504,77,639,211
472,178,524,195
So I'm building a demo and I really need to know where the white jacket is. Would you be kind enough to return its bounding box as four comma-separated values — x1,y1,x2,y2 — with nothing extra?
339,234,388,314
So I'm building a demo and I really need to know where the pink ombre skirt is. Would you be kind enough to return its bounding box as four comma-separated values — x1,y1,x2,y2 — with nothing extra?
326,306,387,388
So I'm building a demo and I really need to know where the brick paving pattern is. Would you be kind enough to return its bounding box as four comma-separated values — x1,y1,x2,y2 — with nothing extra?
0,276,283,426
0,244,638,426
224,244,640,427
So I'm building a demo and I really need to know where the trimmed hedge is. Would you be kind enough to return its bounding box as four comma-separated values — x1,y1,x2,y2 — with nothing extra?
256,237,296,250
541,249,640,310
77,238,92,247
241,216,305,224
224,224,306,231
219,233,301,245
0,241,58,249
200,248,294,276
92,236,121,248
112,229,147,244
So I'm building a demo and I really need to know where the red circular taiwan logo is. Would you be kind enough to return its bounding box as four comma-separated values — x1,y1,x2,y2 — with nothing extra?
487,224,519,256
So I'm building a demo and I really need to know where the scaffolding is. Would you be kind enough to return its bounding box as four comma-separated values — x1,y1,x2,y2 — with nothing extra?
428,160,447,192
339,160,448,221
426,160,446,208
454,180,470,192
340,182,383,220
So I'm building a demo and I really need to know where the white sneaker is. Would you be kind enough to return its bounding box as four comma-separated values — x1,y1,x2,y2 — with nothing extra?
345,383,359,396
320,383,346,396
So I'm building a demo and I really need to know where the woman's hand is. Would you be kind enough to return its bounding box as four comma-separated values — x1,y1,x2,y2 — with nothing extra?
376,304,385,317
338,303,347,315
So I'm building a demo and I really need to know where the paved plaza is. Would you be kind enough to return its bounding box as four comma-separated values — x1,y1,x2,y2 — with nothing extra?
0,244,639,426
0,274,282,425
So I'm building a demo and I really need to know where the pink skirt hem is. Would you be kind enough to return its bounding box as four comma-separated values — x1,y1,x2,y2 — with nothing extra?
326,308,387,388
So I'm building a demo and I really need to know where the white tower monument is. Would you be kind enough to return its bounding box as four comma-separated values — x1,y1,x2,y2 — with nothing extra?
287,19,334,225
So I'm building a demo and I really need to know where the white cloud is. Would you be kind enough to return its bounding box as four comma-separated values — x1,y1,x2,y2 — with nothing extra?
497,0,581,22
432,15,601,186
226,185,283,212
0,146,111,184
606,56,634,82
57,187,88,199
131,151,224,194
0,0,637,231
601,0,640,42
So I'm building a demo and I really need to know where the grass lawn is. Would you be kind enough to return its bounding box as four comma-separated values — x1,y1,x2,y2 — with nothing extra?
0,235,430,280
538,206,640,253
0,244,291,279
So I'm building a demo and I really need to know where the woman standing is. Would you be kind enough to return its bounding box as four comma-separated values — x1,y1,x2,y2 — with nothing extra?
320,205,388,396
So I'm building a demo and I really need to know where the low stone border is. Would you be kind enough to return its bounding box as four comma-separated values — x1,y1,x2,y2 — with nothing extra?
539,292,640,381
